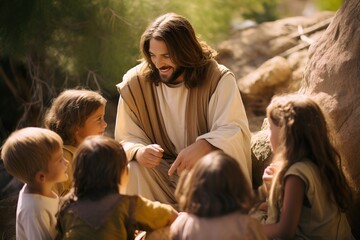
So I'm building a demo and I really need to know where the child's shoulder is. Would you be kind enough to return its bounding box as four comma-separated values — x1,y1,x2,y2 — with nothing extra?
19,185,59,202
285,160,320,186
288,160,318,173
18,187,59,216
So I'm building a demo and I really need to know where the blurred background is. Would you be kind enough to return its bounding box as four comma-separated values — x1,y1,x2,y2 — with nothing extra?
0,0,342,144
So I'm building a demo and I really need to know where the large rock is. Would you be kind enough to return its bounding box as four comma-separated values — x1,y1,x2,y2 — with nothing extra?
251,120,272,189
226,4,359,236
238,56,292,96
300,0,360,237
217,11,335,132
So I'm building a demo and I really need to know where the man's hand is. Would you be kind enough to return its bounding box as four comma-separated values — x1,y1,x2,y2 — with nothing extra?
136,144,164,168
168,139,217,176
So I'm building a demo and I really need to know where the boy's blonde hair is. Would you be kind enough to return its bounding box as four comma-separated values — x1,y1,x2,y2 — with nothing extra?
44,89,107,146
1,127,63,184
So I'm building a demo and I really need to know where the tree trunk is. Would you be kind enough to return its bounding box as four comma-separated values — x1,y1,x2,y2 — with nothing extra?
301,0,360,237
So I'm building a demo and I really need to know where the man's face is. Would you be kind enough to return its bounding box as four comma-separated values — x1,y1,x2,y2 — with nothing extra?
149,38,184,84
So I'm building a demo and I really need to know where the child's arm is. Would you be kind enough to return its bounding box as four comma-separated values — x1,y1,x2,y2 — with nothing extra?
134,196,178,230
262,175,305,239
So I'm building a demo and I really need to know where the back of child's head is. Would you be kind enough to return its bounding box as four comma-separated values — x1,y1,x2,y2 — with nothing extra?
1,127,63,184
267,93,333,166
72,135,127,200
175,150,253,218
267,93,352,210
44,89,107,146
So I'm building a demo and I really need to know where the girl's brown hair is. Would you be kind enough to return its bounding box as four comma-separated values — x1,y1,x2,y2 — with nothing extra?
267,93,352,211
175,151,253,217
72,135,127,200
140,12,217,88
44,89,106,146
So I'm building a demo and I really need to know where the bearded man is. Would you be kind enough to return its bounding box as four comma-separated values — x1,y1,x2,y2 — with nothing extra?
115,13,252,206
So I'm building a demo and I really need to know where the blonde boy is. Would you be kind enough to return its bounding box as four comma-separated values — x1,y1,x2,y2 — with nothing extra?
1,127,68,240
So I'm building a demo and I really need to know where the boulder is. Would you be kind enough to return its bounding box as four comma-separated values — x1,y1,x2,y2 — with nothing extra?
301,0,360,237
217,11,335,132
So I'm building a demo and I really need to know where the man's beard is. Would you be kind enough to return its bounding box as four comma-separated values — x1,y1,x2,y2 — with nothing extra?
159,67,185,85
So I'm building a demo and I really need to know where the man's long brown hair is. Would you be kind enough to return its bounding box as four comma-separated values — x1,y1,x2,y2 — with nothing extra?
140,13,217,88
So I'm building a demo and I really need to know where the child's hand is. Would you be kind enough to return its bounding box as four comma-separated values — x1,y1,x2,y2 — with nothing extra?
262,162,280,192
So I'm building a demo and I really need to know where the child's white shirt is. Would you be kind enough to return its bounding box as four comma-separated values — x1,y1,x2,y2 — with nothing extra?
16,184,59,240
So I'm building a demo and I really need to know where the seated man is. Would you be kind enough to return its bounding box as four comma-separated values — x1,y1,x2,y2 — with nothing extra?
115,13,252,206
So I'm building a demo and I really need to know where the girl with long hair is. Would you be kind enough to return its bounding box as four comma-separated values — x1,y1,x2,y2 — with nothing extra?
263,94,354,239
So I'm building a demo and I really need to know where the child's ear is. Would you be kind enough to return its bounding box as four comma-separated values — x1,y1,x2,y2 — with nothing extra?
35,171,46,183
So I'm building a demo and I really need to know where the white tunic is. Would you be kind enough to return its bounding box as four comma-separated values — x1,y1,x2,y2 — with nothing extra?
16,185,59,240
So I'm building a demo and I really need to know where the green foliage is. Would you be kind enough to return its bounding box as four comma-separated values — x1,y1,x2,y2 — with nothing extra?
242,0,279,23
314,0,343,11
165,0,240,43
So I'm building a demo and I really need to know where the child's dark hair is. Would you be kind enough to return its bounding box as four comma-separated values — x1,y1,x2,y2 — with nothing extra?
72,135,127,200
267,93,352,211
175,150,254,217
44,89,106,146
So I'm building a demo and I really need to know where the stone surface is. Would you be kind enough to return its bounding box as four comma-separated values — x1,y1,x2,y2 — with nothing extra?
217,11,335,132
301,0,360,237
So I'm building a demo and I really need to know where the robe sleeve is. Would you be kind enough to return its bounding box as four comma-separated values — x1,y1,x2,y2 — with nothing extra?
114,96,151,161
196,73,252,184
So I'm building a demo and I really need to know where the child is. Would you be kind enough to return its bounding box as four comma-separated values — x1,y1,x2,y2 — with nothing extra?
44,89,107,195
262,93,354,239
55,135,178,240
1,127,68,240
170,150,266,240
